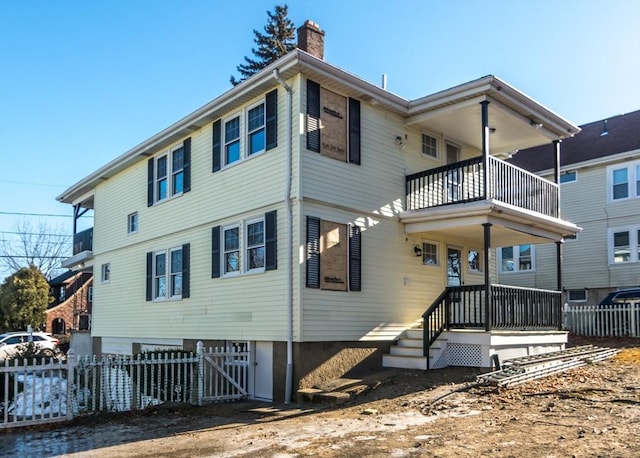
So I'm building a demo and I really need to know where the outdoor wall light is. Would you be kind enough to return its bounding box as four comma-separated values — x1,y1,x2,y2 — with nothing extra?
395,135,404,146
414,245,422,257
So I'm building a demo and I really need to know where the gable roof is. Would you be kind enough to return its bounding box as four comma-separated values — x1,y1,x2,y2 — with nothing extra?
508,110,640,173
57,49,580,206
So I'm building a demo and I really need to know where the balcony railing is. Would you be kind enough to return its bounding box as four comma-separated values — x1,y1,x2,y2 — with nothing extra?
422,284,562,368
73,228,93,255
406,155,559,218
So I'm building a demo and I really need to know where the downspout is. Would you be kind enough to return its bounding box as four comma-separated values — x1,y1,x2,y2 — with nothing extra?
273,68,294,403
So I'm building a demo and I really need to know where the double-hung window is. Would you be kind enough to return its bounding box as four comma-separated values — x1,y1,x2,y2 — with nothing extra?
128,212,138,234
212,90,278,172
421,241,439,266
247,103,265,156
147,245,190,301
147,138,191,206
609,160,640,201
212,211,277,278
172,145,185,194
421,133,438,158
224,116,241,166
246,219,265,270
609,227,640,264
499,245,534,273
223,225,240,275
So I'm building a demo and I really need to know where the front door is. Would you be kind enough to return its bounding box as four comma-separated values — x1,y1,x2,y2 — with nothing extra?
447,247,462,287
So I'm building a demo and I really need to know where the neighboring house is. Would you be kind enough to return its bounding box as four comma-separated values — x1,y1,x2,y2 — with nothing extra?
57,21,581,402
47,270,93,334
504,110,640,305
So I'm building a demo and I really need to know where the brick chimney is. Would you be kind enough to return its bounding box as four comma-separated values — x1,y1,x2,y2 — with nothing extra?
297,20,325,59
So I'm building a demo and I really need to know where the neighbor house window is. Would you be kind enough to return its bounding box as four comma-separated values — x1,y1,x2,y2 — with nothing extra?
211,211,277,278
609,160,640,201
560,171,577,184
128,212,138,234
422,241,439,266
609,227,640,264
59,287,65,302
499,245,534,273
101,263,110,283
88,286,93,303
421,133,438,158
568,289,587,302
468,250,481,272
147,138,191,206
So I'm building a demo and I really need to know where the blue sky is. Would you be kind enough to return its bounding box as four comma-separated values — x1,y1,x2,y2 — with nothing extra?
0,0,639,278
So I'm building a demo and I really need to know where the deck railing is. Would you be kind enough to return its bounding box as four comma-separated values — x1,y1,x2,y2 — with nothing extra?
73,227,93,255
422,284,562,368
406,155,559,217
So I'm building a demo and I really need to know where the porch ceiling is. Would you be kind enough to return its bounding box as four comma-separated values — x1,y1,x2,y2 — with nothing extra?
400,199,581,247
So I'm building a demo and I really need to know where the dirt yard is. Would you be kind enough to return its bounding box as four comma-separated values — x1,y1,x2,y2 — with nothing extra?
1,336,639,457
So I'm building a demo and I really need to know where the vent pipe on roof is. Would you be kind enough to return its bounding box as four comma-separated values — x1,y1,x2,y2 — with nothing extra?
382,74,387,90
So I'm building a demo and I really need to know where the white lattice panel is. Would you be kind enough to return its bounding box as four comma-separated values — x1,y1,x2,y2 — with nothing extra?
447,343,483,366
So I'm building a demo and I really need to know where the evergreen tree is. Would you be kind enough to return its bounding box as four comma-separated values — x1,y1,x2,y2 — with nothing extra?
0,265,52,332
230,4,296,86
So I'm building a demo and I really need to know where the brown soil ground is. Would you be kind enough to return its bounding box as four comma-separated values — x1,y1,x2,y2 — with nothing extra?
1,336,639,457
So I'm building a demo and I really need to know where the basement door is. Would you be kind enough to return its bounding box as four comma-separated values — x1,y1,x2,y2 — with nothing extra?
252,341,273,401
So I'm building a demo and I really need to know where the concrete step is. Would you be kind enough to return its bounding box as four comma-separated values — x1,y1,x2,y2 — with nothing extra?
389,346,423,356
396,338,423,347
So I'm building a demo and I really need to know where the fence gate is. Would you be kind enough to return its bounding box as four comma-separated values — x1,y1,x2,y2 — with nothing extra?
201,343,249,402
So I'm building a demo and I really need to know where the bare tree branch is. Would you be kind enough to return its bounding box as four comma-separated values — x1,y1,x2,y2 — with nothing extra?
0,219,71,279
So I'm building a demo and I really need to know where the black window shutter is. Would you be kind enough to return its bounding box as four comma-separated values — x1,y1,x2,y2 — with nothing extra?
182,243,190,298
265,210,277,270
211,226,221,278
348,98,361,165
306,80,321,153
265,89,278,151
183,138,191,193
147,158,155,207
306,216,320,288
212,119,221,172
146,251,153,301
349,225,362,291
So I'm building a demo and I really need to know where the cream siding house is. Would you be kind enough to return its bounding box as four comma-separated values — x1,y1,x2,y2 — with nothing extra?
503,110,640,305
58,22,581,402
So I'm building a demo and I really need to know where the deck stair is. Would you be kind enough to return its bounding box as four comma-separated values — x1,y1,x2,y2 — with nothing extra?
382,327,446,370
477,345,619,387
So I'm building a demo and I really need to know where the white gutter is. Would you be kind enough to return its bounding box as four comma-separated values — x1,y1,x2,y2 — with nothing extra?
273,68,294,404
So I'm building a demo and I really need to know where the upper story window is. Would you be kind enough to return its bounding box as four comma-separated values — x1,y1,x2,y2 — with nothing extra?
499,245,534,273
59,287,66,302
560,171,577,184
608,160,640,202
147,138,191,207
305,79,361,165
146,244,190,301
212,211,277,279
247,102,265,156
421,133,438,158
609,226,640,264
212,90,278,172
224,115,241,166
128,212,138,234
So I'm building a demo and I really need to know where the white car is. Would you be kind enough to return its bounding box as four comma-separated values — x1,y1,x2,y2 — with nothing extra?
0,331,60,361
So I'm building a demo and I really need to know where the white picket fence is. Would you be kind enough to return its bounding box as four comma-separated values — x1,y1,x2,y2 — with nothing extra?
563,303,640,337
1,341,249,429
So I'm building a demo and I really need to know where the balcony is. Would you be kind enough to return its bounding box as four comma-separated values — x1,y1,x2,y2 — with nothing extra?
406,155,558,218
73,228,93,255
